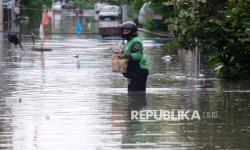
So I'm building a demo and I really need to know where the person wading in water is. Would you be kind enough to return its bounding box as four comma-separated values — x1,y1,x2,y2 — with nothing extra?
118,21,149,92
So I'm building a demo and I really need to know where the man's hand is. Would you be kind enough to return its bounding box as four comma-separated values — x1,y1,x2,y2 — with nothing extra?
114,48,123,54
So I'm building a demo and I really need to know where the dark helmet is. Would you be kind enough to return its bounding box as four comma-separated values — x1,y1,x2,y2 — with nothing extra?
120,21,138,39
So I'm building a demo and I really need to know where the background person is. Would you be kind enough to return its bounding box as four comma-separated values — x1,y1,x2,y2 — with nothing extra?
7,32,23,50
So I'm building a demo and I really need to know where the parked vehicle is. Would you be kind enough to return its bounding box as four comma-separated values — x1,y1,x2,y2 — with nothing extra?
52,1,62,11
64,1,74,9
98,20,121,37
95,3,108,14
98,5,122,21
138,2,163,25
98,5,122,37
138,3,151,25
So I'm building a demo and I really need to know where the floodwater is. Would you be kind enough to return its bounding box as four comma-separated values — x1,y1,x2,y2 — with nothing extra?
0,10,250,150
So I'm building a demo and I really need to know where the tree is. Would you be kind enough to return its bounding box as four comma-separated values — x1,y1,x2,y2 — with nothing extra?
71,0,95,9
20,0,53,10
165,0,250,79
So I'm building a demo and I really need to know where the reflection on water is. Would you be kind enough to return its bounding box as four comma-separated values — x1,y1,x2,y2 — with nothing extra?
51,11,98,34
0,10,250,150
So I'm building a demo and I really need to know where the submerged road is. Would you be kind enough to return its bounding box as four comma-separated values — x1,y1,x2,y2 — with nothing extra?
0,10,250,150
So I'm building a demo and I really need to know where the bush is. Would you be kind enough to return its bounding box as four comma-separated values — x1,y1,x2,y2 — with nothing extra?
166,0,250,80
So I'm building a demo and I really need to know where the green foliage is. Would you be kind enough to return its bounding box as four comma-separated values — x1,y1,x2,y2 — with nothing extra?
143,19,167,32
164,39,180,50
97,0,131,5
126,0,145,20
206,0,250,79
140,1,173,32
166,0,214,49
72,0,94,9
20,0,52,24
21,0,53,10
132,0,146,11
165,0,250,80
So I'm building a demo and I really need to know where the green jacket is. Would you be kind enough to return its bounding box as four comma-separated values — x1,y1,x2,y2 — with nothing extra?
123,37,149,70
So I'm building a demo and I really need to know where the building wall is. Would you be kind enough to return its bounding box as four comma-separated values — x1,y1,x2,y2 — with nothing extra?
0,0,2,61
2,0,17,23
0,0,3,31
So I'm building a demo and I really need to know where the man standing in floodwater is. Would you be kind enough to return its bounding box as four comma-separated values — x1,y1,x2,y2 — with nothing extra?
119,21,149,92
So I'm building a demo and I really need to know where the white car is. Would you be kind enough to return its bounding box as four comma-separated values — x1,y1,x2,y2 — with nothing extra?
98,5,122,21
52,1,62,11
95,3,108,14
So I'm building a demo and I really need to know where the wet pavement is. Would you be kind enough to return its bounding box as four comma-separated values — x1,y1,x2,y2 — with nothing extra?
0,10,250,150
